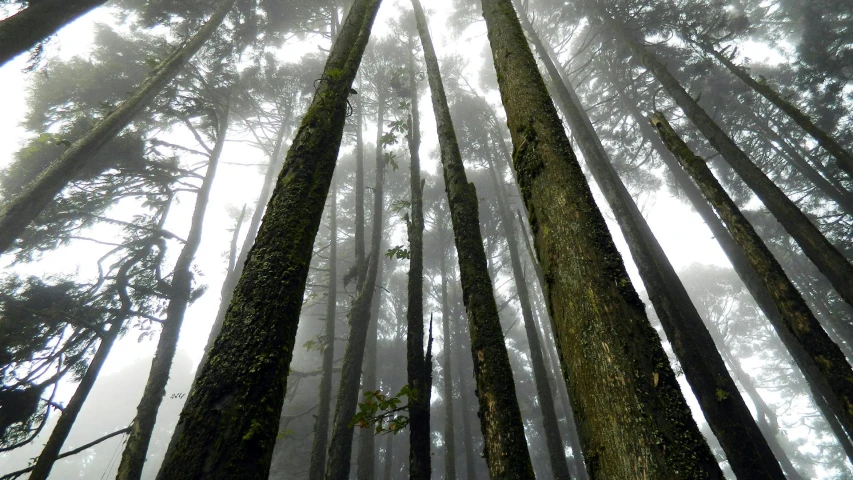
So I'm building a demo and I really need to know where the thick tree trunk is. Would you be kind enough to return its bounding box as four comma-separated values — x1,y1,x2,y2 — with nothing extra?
0,0,107,67
155,0,382,476
403,38,431,480
411,1,534,477
325,90,387,480
485,152,571,480
438,214,457,480
116,104,230,480
479,1,721,477
700,42,853,181
0,0,236,255
651,112,853,448
595,7,853,311
308,181,338,480
517,11,784,479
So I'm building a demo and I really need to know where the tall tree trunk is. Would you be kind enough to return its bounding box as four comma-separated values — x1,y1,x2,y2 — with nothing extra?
325,89,387,480
593,6,853,311
699,41,853,181
0,0,107,67
651,112,853,448
403,37,431,480
517,10,784,479
453,303,484,480
479,1,721,477
356,257,384,480
382,429,395,480
116,103,230,480
485,152,571,479
410,1,534,477
438,212,457,480
0,0,236,255
155,0,383,476
308,180,339,480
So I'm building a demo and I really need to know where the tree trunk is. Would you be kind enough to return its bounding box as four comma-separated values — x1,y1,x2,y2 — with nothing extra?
479,1,721,477
517,10,784,479
700,42,853,181
308,180,338,480
155,0,382,476
0,0,236,255
594,6,853,311
116,103,230,480
411,1,534,477
382,429,395,480
651,111,853,448
325,88,387,480
356,257,384,480
485,151,572,479
403,36,431,480
0,0,107,67
438,213,457,480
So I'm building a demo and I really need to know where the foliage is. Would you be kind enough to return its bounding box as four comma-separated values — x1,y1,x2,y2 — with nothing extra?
349,386,416,435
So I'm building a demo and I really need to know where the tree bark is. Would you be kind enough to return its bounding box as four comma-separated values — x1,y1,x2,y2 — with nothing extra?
438,212,457,480
155,0,382,476
356,257,384,480
308,180,338,480
479,1,721,477
517,10,784,479
594,6,853,311
116,103,230,480
0,0,107,67
0,0,236,255
651,111,853,448
411,1,535,477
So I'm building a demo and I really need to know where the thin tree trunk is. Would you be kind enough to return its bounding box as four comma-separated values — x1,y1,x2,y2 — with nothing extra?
356,257,384,480
308,180,338,480
479,1,721,477
439,213,457,480
325,89,387,480
155,0,382,476
485,151,571,479
651,111,853,447
594,6,853,311
517,10,784,478
116,103,230,480
382,430,394,480
411,2,534,477
0,0,107,67
454,308,482,480
0,0,236,255
403,36,431,480
700,42,853,181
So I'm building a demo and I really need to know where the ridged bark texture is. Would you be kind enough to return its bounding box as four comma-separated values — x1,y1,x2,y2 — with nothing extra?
0,0,236,255
155,0,383,476
479,0,722,477
117,105,230,480
651,111,853,450
308,181,338,480
517,10,784,479
412,1,535,477
594,6,853,312
0,0,107,66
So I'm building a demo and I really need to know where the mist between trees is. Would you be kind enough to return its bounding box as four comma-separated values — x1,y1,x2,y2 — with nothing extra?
0,0,852,478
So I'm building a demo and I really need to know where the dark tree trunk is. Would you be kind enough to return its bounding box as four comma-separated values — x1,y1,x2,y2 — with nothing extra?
0,0,237,255
595,6,853,311
155,0,383,476
478,1,721,477
517,10,784,479
0,0,107,67
116,103,230,480
308,180,339,480
411,1,534,477
651,112,853,449
325,89,387,480
438,213,457,480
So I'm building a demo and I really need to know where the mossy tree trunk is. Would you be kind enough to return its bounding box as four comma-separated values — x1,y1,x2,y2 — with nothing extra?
517,9,784,479
478,0,722,477
438,211,457,480
155,0,383,476
0,0,107,67
308,180,338,480
411,1,535,477
651,111,853,449
116,102,231,480
592,5,853,311
325,87,387,480
699,41,853,181
0,0,236,255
